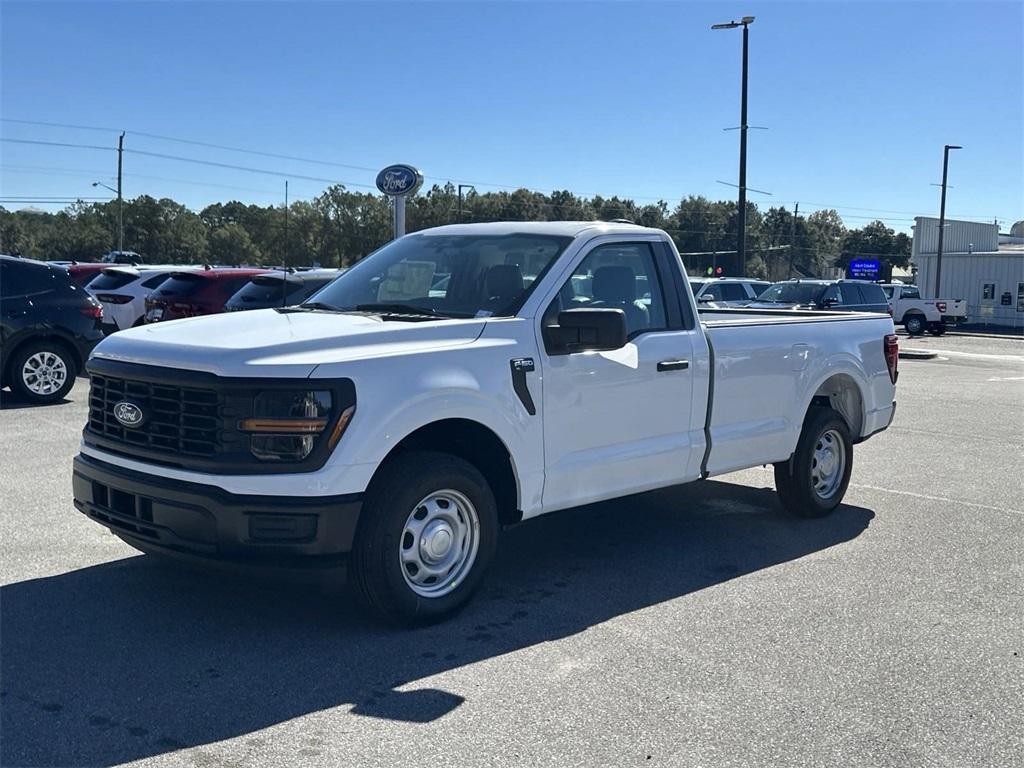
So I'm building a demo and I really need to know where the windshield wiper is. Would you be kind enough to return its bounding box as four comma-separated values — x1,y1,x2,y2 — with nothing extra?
278,301,342,313
354,302,471,318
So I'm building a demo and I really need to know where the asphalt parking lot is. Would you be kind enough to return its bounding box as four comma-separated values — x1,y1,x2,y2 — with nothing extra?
2,334,1022,768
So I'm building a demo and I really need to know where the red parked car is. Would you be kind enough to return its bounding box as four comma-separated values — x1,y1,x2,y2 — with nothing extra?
143,267,270,323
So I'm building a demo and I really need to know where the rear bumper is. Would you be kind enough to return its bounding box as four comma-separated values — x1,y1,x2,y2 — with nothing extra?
857,400,896,443
72,454,362,573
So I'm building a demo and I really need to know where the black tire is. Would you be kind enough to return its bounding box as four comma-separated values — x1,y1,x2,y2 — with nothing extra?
774,407,853,518
927,322,946,336
904,314,926,336
350,450,499,625
8,340,77,404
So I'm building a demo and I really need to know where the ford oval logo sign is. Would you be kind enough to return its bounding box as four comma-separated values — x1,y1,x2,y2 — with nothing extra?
113,401,145,428
375,164,423,197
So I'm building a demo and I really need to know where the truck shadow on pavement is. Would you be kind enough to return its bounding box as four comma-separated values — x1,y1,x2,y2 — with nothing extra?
1,480,874,767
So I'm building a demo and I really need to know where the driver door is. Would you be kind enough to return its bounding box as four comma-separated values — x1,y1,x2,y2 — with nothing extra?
538,240,701,512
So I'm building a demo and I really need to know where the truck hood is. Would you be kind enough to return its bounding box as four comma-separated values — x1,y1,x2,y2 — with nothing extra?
91,309,488,377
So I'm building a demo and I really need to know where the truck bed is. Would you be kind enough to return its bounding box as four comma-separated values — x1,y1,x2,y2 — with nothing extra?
696,307,896,478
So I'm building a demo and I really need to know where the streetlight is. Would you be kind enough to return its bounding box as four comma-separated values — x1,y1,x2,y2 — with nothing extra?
712,15,755,276
934,144,962,298
92,180,123,255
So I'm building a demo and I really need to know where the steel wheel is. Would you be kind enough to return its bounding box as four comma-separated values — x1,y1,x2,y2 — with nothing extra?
21,351,69,396
399,489,480,598
810,428,846,500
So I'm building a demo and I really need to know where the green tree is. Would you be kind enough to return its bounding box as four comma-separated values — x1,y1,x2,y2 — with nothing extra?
207,222,261,265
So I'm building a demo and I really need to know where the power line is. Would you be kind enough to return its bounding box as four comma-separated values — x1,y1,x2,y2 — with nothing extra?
2,124,1011,223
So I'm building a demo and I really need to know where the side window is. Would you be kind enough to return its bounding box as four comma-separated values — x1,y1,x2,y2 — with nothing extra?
718,283,748,302
752,282,771,297
861,285,887,307
839,283,863,305
545,242,667,338
822,284,842,306
901,285,920,300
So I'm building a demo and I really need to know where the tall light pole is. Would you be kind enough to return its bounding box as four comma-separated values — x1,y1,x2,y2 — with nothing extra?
934,144,962,298
92,180,122,254
712,15,754,276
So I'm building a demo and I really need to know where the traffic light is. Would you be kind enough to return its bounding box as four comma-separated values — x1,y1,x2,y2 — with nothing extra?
715,266,723,276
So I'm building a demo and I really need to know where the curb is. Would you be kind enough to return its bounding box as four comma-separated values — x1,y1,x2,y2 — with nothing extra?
899,349,938,360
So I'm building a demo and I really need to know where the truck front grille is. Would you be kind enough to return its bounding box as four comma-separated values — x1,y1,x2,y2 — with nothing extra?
88,373,222,457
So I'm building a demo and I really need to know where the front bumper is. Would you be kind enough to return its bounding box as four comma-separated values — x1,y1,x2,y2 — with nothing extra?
72,454,362,573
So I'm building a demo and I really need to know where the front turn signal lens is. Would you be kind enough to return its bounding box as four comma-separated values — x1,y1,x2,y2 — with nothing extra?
327,405,356,451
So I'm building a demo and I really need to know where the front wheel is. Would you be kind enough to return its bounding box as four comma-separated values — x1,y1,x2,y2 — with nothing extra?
774,407,853,518
350,450,499,625
9,341,77,404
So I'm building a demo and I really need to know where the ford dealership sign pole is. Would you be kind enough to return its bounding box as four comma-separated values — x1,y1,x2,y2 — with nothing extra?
376,164,424,239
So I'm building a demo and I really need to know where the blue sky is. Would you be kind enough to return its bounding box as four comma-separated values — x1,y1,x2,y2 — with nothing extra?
1,1,1021,232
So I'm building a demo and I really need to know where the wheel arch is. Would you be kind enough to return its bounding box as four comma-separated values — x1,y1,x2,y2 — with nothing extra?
2,332,82,385
369,418,522,526
806,372,866,440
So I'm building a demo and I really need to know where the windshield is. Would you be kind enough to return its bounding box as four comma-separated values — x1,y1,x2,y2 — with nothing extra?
308,233,572,318
756,282,828,305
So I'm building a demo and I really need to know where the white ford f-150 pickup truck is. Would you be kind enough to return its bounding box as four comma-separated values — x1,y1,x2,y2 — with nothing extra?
882,282,967,336
73,221,898,623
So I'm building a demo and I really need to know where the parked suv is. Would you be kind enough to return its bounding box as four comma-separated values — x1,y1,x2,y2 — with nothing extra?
224,268,343,312
748,280,890,313
88,266,197,332
144,267,269,323
690,277,771,307
1,255,104,403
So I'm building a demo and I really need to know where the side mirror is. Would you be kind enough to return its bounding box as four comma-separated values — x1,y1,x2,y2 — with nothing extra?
822,297,839,308
696,294,713,303
547,308,627,354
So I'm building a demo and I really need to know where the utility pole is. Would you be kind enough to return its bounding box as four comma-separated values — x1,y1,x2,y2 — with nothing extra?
457,184,475,223
934,144,962,297
787,202,799,279
116,132,125,254
284,180,289,270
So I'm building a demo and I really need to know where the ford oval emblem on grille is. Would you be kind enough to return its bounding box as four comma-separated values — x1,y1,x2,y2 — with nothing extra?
113,401,145,428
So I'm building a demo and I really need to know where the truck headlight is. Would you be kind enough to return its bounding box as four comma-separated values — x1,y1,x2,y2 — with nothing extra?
239,390,348,462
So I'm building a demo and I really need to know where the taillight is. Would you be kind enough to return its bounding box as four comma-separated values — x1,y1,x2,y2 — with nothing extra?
936,301,947,313
884,334,899,384
79,304,103,319
96,293,133,304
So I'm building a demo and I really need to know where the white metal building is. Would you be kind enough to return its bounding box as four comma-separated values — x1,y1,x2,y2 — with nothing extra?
912,217,1024,329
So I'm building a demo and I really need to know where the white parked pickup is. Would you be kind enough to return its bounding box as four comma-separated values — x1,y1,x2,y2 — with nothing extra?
882,283,967,336
73,221,899,623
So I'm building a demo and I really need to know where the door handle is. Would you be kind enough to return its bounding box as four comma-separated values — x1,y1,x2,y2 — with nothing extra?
657,360,689,372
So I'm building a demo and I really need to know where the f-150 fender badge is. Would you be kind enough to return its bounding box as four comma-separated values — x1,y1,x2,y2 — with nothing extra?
509,358,536,415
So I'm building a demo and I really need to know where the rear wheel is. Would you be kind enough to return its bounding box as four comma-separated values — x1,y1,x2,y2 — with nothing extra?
9,341,76,404
774,407,853,518
904,314,926,336
350,450,499,625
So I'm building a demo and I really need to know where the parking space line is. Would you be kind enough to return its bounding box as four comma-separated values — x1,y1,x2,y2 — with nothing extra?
850,483,1022,515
